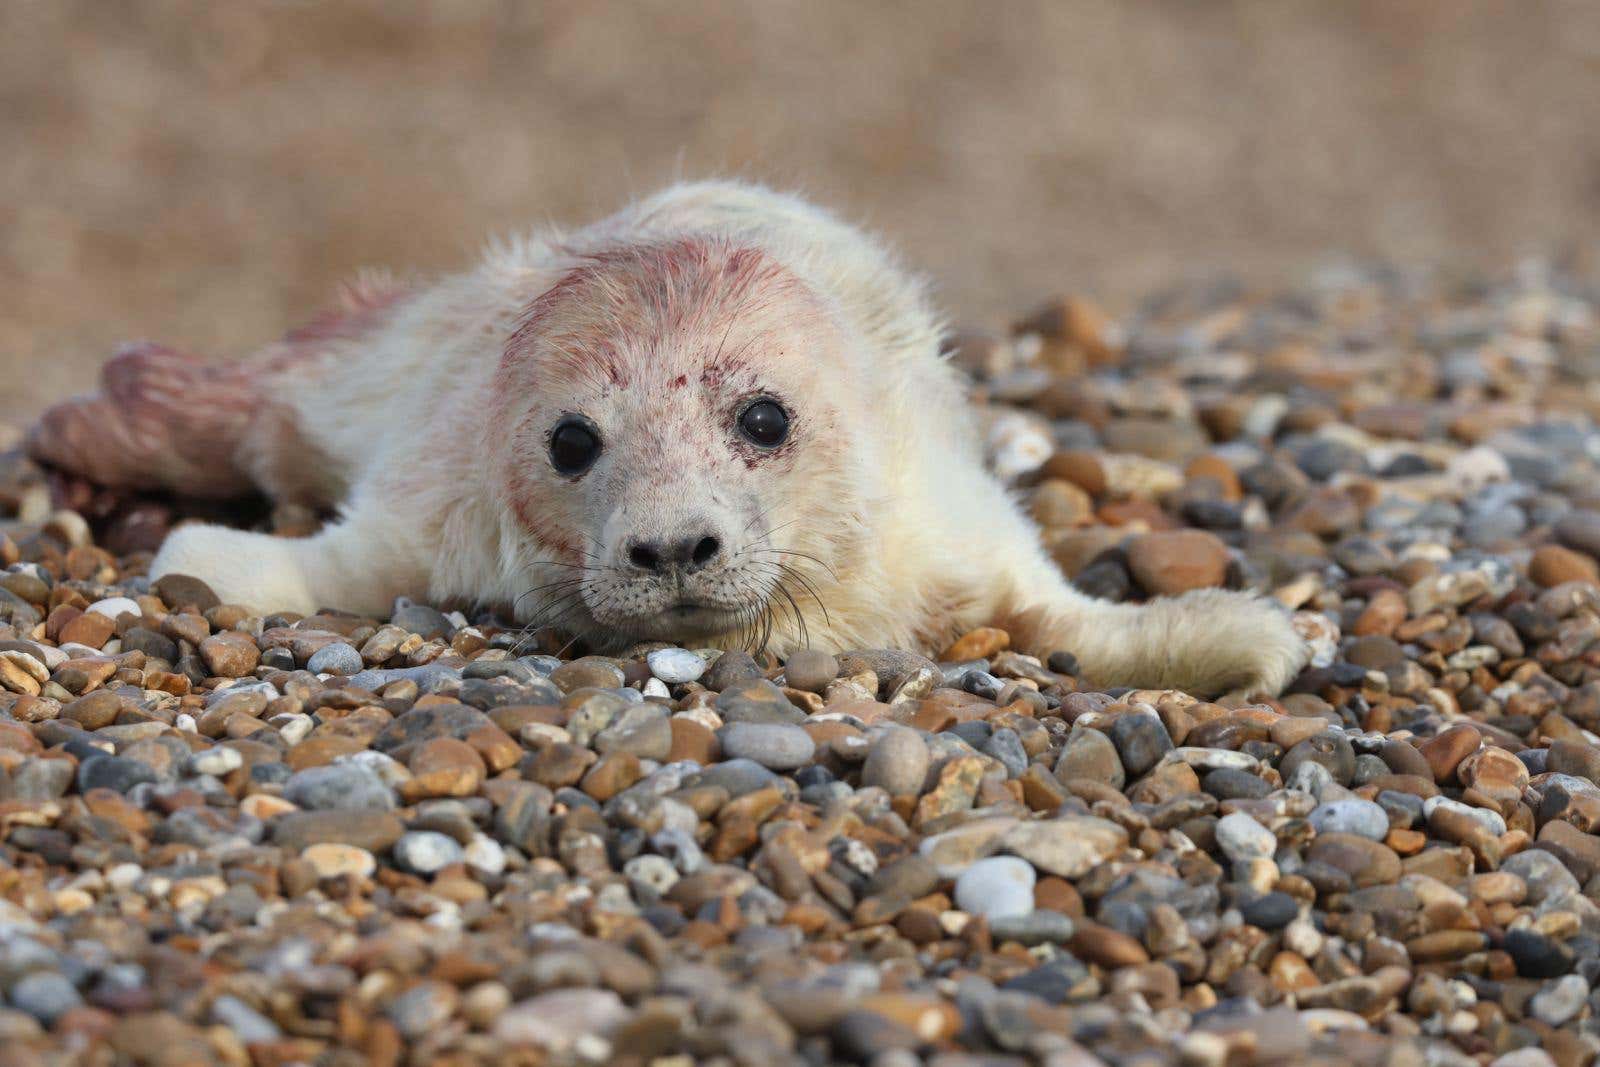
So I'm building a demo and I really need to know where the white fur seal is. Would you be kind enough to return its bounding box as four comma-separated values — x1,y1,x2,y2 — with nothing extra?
28,182,1308,695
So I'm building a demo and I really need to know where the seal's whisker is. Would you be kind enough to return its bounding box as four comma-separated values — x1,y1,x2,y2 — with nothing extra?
751,547,839,582
513,577,585,609
778,562,831,628
524,588,588,633
747,558,830,634
774,579,808,649
741,502,779,536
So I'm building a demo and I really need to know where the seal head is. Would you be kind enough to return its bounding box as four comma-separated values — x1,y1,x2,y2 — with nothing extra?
494,236,869,649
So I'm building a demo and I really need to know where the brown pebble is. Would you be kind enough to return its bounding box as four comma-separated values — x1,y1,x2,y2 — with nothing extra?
667,717,718,764
400,737,485,801
62,690,122,730
59,611,115,650
1070,920,1149,968
1306,833,1401,888
940,627,1010,663
581,751,643,801
1125,530,1229,596
1416,724,1480,784
1352,589,1408,636
198,630,261,678
1530,544,1600,588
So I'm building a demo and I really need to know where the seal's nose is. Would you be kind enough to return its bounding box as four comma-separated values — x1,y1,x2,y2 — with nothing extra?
626,534,722,574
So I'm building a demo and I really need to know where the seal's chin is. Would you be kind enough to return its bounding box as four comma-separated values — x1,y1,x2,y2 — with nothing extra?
616,600,744,643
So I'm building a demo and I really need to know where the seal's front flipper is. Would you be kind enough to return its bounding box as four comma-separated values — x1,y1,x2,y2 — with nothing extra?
151,501,428,618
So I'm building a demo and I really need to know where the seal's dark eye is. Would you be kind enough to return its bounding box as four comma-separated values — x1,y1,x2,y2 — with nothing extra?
550,416,602,476
738,399,789,448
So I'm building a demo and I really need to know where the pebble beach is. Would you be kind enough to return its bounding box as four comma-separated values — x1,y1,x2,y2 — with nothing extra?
2,261,1600,1065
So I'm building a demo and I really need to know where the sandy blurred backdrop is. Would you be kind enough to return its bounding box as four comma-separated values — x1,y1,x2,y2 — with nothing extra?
4,1,1600,428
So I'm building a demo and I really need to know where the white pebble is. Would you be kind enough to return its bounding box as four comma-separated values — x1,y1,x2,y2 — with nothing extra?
24,643,67,670
985,410,1053,484
106,864,143,891
187,747,243,777
1215,812,1277,864
272,714,313,746
642,677,670,699
87,597,141,619
647,647,706,684
623,854,680,897
340,750,410,786
953,856,1035,920
394,831,464,875
464,835,506,877
1528,974,1587,1027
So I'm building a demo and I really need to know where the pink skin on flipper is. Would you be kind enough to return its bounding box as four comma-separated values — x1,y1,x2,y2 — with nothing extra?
25,280,413,505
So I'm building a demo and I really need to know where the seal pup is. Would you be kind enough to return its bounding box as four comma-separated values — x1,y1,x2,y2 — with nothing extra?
28,181,1308,695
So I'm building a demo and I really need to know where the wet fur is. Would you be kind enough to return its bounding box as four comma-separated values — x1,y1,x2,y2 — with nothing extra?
28,182,1308,695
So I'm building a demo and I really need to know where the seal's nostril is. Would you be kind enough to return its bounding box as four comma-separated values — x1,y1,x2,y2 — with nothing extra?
628,542,661,572
691,535,720,566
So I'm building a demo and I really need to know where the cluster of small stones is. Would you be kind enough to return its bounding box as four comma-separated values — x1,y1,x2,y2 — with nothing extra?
0,265,1599,1067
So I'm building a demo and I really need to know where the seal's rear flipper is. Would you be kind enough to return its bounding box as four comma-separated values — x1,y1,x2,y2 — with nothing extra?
1007,582,1310,699
26,342,260,500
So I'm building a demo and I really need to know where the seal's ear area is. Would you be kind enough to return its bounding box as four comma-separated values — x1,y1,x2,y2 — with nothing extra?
499,262,627,385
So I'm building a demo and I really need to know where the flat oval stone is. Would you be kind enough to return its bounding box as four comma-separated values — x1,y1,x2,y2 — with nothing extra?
1309,798,1389,840
306,642,362,676
716,723,816,770
646,647,705,684
861,725,930,796
1306,833,1401,887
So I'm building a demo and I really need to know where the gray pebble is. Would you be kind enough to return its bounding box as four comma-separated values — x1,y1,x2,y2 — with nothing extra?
1308,798,1389,840
211,994,282,1044
990,911,1076,946
716,723,816,770
284,763,396,811
391,601,453,639
346,663,463,695
861,726,930,796
9,971,81,1025
76,754,158,795
594,704,672,761
1109,712,1173,778
981,727,1028,779
307,642,363,676
783,649,839,692
702,650,762,691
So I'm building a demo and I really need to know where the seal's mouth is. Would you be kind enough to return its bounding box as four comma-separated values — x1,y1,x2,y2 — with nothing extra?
574,559,781,646
652,599,737,631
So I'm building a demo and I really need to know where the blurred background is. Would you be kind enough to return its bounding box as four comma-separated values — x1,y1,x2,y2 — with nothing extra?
4,1,1600,431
